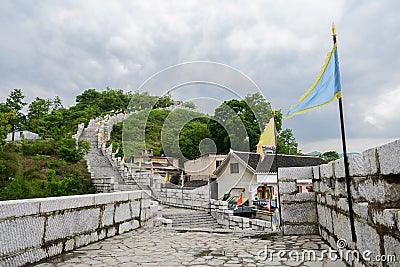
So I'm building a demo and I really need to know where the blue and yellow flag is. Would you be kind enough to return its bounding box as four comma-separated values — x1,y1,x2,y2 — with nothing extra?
256,117,276,160
285,43,342,119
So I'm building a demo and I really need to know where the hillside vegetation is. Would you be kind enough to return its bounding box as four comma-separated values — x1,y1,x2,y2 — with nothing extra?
1,87,302,200
0,139,93,200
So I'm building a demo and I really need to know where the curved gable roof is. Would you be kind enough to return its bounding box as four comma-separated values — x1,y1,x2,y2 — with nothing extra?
230,151,326,174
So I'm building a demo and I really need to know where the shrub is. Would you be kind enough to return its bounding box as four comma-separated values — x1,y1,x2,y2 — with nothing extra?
0,152,21,186
22,140,56,156
55,137,90,163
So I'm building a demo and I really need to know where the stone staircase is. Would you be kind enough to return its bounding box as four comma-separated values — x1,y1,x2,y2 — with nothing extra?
163,208,222,229
80,124,139,192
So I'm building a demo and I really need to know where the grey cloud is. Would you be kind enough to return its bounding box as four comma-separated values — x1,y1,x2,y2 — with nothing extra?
0,0,399,153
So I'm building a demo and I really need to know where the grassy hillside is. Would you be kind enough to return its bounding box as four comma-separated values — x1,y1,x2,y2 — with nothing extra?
0,139,94,201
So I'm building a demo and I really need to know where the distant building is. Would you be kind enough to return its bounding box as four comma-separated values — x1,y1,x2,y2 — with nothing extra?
184,153,227,181
214,150,326,201
305,151,322,157
6,131,40,142
131,149,180,178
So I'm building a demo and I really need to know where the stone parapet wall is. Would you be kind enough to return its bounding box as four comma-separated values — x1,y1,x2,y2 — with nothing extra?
278,166,319,235
278,139,400,267
210,200,272,231
157,186,210,210
72,123,85,141
0,191,158,267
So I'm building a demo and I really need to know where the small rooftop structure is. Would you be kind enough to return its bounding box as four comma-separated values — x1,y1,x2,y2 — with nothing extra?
6,131,41,142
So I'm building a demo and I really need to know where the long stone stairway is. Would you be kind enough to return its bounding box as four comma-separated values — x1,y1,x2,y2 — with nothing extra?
80,123,139,192
162,206,222,229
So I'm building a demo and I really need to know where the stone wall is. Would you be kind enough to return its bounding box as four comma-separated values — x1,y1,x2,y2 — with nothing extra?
278,139,400,267
157,185,210,210
72,123,85,141
278,166,319,235
210,200,272,231
0,191,158,267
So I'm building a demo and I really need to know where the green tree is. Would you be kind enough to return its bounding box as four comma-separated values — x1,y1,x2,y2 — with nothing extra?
210,93,272,153
0,109,15,148
52,96,64,110
27,97,52,134
154,95,174,109
208,94,300,155
56,136,90,163
277,128,300,155
6,89,27,141
179,120,211,160
321,151,339,162
127,91,159,112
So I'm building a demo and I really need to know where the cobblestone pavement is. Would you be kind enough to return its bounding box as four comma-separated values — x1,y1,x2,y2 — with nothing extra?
34,227,347,267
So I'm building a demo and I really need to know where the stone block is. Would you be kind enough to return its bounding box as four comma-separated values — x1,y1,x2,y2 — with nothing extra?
377,139,400,175
337,198,349,212
115,203,132,223
358,178,400,204
353,202,369,221
363,147,378,175
355,221,381,266
320,164,333,179
1,247,47,267
313,180,320,192
334,180,347,197
280,192,316,203
45,208,100,241
279,181,298,194
119,220,140,234
140,207,150,221
65,238,75,251
332,211,352,242
128,191,143,200
372,209,397,228
0,199,40,219
324,206,333,233
281,202,317,223
319,180,330,193
40,194,94,213
283,225,319,235
334,155,366,178
383,235,400,267
325,195,333,206
98,229,106,240
75,231,98,248
278,166,313,180
107,226,116,237
317,204,325,228
94,192,129,205
313,166,320,180
0,216,45,257
101,204,114,226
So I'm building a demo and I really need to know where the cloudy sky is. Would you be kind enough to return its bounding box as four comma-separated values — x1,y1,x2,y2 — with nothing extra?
1,0,399,153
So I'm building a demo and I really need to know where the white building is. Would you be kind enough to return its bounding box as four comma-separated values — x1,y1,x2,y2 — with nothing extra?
213,150,326,202
184,153,226,181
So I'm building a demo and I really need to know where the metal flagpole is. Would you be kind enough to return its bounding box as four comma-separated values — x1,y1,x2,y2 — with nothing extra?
332,23,357,242
273,111,283,233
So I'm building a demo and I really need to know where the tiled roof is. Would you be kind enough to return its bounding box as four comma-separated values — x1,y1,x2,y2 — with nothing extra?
233,151,326,173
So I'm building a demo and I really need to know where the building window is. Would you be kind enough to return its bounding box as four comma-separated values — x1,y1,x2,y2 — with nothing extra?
230,163,239,173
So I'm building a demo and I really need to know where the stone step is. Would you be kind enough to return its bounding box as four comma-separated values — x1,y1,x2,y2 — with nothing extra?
162,209,222,229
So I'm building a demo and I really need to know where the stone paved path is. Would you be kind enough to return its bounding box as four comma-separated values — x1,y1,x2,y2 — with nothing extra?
34,227,347,267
